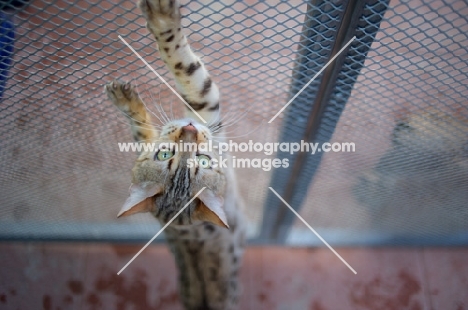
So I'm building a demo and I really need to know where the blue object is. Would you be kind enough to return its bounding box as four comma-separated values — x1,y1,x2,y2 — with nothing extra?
0,13,14,101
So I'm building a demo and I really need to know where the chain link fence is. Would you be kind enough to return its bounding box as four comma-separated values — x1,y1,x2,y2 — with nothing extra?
0,0,467,244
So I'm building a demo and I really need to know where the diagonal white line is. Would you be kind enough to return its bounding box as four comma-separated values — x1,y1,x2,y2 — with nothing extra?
268,187,357,274
117,187,206,275
118,35,207,124
268,36,356,123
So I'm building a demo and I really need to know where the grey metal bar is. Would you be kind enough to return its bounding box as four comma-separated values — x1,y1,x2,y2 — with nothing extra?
3,221,468,247
259,0,347,242
260,0,390,242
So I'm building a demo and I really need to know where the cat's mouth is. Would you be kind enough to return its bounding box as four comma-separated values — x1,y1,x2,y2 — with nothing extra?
180,123,198,142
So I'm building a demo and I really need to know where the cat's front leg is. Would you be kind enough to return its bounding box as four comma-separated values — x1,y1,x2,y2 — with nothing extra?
104,80,158,143
138,0,221,124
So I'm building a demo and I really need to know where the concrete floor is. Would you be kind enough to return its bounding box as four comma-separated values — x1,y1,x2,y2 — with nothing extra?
0,243,466,310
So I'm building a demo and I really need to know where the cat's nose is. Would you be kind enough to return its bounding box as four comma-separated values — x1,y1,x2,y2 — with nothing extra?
180,124,198,141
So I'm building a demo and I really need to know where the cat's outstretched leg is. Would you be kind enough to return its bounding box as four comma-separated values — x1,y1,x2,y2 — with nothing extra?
105,80,158,143
138,0,221,125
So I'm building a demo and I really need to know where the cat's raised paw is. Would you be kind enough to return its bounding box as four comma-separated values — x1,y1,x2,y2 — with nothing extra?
139,0,180,18
104,80,142,113
105,80,135,100
138,0,181,33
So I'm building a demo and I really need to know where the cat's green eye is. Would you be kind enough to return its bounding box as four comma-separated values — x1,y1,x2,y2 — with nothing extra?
197,154,211,168
156,149,174,161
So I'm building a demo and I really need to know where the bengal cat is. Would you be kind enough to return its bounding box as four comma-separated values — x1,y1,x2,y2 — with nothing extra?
104,0,246,309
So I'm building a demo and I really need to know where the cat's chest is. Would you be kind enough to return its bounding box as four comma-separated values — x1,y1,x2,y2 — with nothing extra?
165,222,224,243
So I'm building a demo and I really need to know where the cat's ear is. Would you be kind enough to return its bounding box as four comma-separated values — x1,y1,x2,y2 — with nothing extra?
117,183,162,218
194,189,229,228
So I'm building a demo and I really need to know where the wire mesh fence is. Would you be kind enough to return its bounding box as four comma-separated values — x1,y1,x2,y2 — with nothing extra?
0,0,467,244
287,0,468,245
0,0,306,240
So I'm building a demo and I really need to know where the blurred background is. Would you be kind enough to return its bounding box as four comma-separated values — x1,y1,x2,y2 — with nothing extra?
0,0,467,309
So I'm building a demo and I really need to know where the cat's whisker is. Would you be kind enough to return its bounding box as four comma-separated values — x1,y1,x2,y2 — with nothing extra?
130,72,165,129
208,121,222,132
151,84,170,124
113,103,162,131
145,84,165,125
147,95,168,126
208,108,231,133
210,128,223,135
216,97,239,122
213,116,239,133
208,122,222,130
207,102,223,127
214,108,236,128
228,103,255,124
160,100,172,124
133,79,166,128
144,97,167,126
148,85,170,125
216,109,249,131
157,83,172,124
214,104,253,131
154,84,167,123
213,120,265,140
219,99,247,121
216,127,240,137
169,93,175,121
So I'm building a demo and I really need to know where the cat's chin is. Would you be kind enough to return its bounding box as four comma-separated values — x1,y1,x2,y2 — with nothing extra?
157,119,213,147
163,118,211,137
164,118,202,130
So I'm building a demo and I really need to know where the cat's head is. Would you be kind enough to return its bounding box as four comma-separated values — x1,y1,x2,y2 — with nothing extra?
117,118,228,228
